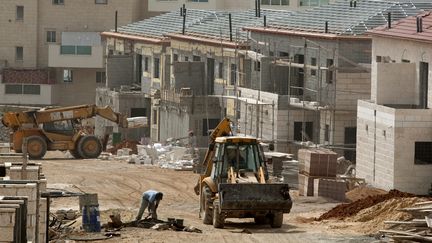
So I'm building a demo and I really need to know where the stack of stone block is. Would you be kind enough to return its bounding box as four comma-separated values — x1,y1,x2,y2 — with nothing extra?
264,152,292,177
298,148,346,201
0,161,48,242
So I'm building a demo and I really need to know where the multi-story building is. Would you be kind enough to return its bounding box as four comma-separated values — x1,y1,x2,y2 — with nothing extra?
244,0,432,158
357,12,432,194
148,0,335,12
0,0,149,106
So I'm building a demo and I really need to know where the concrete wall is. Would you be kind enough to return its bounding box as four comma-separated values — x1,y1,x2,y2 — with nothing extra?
0,0,38,68
52,68,105,106
357,100,432,194
48,45,104,69
374,63,417,106
372,36,432,108
106,55,134,89
158,96,221,146
96,88,150,141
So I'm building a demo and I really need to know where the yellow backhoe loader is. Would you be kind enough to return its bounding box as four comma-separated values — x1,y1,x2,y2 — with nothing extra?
1,104,130,159
195,118,292,228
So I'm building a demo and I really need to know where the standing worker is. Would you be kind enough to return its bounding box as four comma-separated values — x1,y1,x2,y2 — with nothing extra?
136,190,163,221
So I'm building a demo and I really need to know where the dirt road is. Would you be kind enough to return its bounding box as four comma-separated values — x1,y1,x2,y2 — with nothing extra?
42,152,372,242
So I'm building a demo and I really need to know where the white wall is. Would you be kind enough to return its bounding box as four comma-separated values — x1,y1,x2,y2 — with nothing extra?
0,84,53,105
48,45,104,69
357,100,432,194
372,36,432,108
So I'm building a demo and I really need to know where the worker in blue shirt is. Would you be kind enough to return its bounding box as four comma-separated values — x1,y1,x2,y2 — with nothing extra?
136,190,164,221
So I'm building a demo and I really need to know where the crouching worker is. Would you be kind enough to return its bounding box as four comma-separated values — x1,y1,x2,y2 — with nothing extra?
136,190,163,221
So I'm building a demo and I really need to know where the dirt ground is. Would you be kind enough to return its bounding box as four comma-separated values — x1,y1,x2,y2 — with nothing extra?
42,152,373,243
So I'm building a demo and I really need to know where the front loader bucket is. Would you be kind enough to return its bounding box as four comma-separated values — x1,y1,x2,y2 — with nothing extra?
218,183,292,213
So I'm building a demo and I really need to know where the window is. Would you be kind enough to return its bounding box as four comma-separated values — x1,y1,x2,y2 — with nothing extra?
184,56,189,62
53,0,64,5
218,62,223,79
60,45,91,55
154,57,160,79
230,64,237,85
96,71,106,83
95,0,108,4
76,46,91,55
261,0,289,5
326,59,334,83
311,57,317,76
144,57,149,72
5,84,40,95
376,56,382,63
16,6,24,20
131,108,146,117
324,124,330,142
23,85,40,95
279,51,289,57
269,51,274,57
63,69,73,82
5,85,22,94
173,54,178,62
254,61,261,71
294,122,313,141
153,109,158,125
402,59,410,63
415,142,432,164
193,55,201,62
46,31,56,43
15,47,23,61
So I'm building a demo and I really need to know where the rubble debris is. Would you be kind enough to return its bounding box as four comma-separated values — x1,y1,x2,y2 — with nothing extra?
336,156,353,175
0,119,11,142
107,140,139,155
55,208,79,220
318,190,416,220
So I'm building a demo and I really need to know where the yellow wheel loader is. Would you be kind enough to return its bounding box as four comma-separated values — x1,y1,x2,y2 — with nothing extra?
1,104,130,159
195,118,292,228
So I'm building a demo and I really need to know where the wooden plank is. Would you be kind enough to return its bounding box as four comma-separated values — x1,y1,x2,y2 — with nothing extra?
415,201,432,206
384,220,426,225
426,215,432,228
379,229,432,242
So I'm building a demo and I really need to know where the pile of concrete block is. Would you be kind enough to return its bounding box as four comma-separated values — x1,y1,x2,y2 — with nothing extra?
298,148,347,201
264,152,293,177
0,161,48,243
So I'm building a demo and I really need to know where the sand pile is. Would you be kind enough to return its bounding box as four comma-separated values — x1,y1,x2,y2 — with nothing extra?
346,186,387,202
348,197,424,234
318,190,415,220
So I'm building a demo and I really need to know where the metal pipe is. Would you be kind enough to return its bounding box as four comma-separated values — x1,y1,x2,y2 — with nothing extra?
229,13,233,42
182,8,187,35
115,11,118,32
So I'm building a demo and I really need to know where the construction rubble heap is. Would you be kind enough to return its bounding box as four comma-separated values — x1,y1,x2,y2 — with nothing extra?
103,139,198,171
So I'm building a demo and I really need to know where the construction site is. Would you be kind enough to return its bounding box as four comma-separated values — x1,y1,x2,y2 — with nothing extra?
1,0,432,242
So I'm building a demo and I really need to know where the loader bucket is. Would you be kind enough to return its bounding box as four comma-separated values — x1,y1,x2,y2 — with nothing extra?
218,183,292,213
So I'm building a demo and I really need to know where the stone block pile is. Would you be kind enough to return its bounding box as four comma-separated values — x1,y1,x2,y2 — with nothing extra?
0,161,48,243
298,148,347,201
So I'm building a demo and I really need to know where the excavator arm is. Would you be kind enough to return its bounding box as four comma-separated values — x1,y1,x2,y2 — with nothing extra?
194,118,232,195
1,104,128,130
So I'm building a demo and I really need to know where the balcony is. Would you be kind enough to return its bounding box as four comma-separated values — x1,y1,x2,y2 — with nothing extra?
48,32,104,69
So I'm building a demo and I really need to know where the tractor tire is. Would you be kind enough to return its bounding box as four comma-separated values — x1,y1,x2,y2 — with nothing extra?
77,135,102,159
26,136,47,159
69,150,82,159
254,216,268,225
200,186,213,225
213,201,225,229
270,212,283,228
